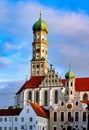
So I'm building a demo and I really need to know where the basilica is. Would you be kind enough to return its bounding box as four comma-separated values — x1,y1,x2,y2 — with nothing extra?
0,12,89,130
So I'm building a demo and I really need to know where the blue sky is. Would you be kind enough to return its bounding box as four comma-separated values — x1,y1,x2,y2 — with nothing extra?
0,0,89,108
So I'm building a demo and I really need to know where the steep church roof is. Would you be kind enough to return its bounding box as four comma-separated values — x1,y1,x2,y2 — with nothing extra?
16,76,45,94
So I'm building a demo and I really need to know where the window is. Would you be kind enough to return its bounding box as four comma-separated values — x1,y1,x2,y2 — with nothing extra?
29,126,32,129
44,91,48,106
75,112,79,122
37,65,39,68
61,112,64,121
21,117,24,122
70,91,72,95
4,127,7,130
26,109,29,113
54,112,57,122
14,127,17,130
61,102,64,106
71,82,73,86
14,117,18,122
76,101,78,106
29,91,32,101
68,112,71,121
0,127,2,130
36,91,39,103
4,118,7,122
21,126,24,129
9,127,11,130
54,90,58,104
29,117,33,122
83,93,88,100
33,65,35,68
67,82,69,87
0,118,2,122
83,112,86,122
53,126,56,130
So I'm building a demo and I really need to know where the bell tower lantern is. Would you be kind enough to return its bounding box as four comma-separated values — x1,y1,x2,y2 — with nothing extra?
31,12,48,77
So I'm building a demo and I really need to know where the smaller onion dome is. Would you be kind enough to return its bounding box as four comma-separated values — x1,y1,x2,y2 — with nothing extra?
32,11,48,33
65,64,75,79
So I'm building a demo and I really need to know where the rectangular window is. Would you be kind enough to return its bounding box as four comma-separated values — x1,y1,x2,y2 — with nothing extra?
29,117,33,122
4,127,7,130
26,109,29,113
29,126,32,129
4,118,7,122
0,127,2,130
14,127,17,130
14,117,18,122
21,117,24,122
0,118,2,122
9,127,12,130
21,126,24,129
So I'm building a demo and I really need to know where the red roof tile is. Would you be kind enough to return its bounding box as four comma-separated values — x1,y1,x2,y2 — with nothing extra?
0,108,22,116
80,100,89,105
16,76,45,94
75,78,89,91
29,101,48,118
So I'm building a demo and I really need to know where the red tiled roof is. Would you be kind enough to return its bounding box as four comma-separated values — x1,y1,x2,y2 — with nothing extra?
80,100,89,105
29,101,48,118
61,78,89,91
75,78,89,91
0,108,22,116
16,76,45,94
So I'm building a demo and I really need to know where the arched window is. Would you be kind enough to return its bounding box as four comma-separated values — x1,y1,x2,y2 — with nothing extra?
71,82,73,86
44,90,48,106
61,101,64,106
54,112,57,121
75,112,79,122
83,93,88,100
29,91,32,101
61,112,64,121
54,90,58,104
68,112,71,121
83,112,86,122
36,91,39,103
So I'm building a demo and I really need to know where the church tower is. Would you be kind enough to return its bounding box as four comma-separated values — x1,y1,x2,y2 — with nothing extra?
31,12,48,77
65,65,76,101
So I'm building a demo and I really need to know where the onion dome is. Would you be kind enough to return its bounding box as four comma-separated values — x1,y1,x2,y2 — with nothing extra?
65,64,75,79
65,69,75,79
32,11,48,33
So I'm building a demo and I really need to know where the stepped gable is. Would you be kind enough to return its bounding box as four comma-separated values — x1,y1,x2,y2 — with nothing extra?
0,108,22,116
61,77,89,91
29,101,48,118
16,76,45,94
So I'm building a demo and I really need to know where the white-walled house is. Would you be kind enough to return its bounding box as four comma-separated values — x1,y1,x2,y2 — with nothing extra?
0,101,48,130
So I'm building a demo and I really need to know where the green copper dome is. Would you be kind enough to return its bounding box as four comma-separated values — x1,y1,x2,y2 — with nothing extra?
32,13,48,33
65,69,75,79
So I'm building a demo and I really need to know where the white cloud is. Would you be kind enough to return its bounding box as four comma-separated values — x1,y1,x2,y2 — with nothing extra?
0,1,89,79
